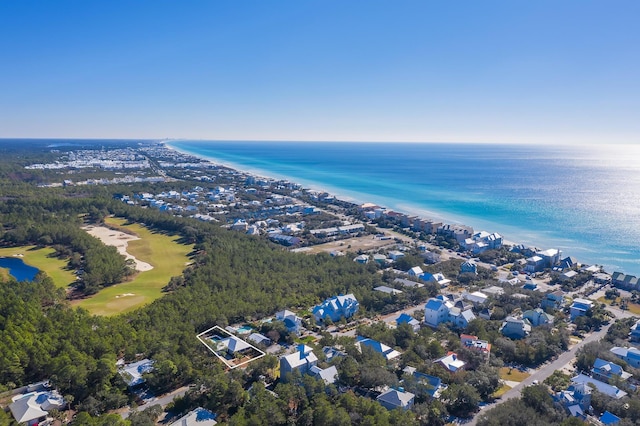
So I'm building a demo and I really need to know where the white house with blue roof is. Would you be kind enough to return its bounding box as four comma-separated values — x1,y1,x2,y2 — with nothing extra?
570,298,594,321
356,336,401,361
280,345,318,381
424,298,451,327
592,358,632,384
312,294,359,323
571,373,627,399
396,313,420,331
169,407,217,426
276,309,303,335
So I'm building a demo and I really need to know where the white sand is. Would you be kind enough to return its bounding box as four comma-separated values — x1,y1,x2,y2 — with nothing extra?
82,225,154,272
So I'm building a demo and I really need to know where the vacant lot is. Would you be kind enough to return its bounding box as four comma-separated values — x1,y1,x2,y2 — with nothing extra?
499,367,530,382
74,217,193,316
0,245,76,288
297,235,396,255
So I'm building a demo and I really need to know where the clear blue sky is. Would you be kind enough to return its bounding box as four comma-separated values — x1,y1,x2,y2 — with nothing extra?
1,1,639,144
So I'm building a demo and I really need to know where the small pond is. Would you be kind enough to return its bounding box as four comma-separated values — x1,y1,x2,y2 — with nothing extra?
0,257,40,281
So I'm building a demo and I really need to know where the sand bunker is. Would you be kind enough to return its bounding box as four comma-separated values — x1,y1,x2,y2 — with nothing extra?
82,225,154,272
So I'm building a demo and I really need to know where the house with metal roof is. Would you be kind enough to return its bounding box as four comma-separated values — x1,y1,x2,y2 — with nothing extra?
312,294,359,323
610,346,640,368
356,337,401,361
376,388,415,410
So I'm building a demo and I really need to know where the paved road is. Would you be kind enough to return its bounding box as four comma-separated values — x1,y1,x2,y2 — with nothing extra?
469,306,636,425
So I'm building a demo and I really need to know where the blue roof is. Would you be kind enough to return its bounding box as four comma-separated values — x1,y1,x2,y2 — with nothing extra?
397,313,417,324
425,299,444,311
413,372,442,397
593,358,624,375
600,411,621,425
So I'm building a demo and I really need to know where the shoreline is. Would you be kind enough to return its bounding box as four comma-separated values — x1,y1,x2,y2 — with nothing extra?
163,141,617,275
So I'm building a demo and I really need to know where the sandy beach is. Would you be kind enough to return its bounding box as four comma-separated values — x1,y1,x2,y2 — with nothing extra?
82,225,154,272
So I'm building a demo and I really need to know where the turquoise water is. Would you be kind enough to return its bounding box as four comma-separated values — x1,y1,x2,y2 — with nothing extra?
170,141,640,276
0,257,40,281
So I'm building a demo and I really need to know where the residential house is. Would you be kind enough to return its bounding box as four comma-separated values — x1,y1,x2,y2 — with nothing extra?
374,285,403,295
411,371,445,399
523,308,554,327
524,256,546,273
396,313,421,331
610,346,640,368
309,365,339,384
500,316,532,339
541,290,566,310
216,335,253,356
312,294,359,323
275,309,303,335
629,319,640,342
570,298,594,321
420,272,451,287
9,390,65,426
591,358,632,384
388,250,405,261
353,254,369,264
372,254,388,265
463,291,488,306
571,374,627,399
169,407,217,426
460,260,478,275
448,307,476,329
424,298,451,327
554,381,591,420
280,345,318,381
460,334,491,358
376,388,415,410
394,277,424,288
322,346,346,362
408,266,424,277
434,352,466,373
356,337,401,361
612,272,640,290
118,359,154,388
600,411,622,426
247,333,272,347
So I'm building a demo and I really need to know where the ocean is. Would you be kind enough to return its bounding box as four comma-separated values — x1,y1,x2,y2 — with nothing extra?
169,141,640,276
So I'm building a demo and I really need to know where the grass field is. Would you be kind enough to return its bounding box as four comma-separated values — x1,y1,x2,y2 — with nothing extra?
492,384,512,398
0,245,76,288
598,296,640,315
74,217,193,316
499,367,530,382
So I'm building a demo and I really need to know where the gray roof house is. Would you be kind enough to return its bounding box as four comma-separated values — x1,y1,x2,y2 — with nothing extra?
376,388,415,410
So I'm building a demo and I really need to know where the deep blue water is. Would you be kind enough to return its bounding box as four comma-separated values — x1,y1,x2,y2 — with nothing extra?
0,257,40,281
169,141,640,276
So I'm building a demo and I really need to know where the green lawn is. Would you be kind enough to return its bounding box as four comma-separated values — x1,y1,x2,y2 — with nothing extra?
499,367,530,382
74,217,193,316
0,245,76,288
492,384,512,398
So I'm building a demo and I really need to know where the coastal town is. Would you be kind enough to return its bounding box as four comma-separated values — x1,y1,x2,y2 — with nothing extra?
2,140,640,426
